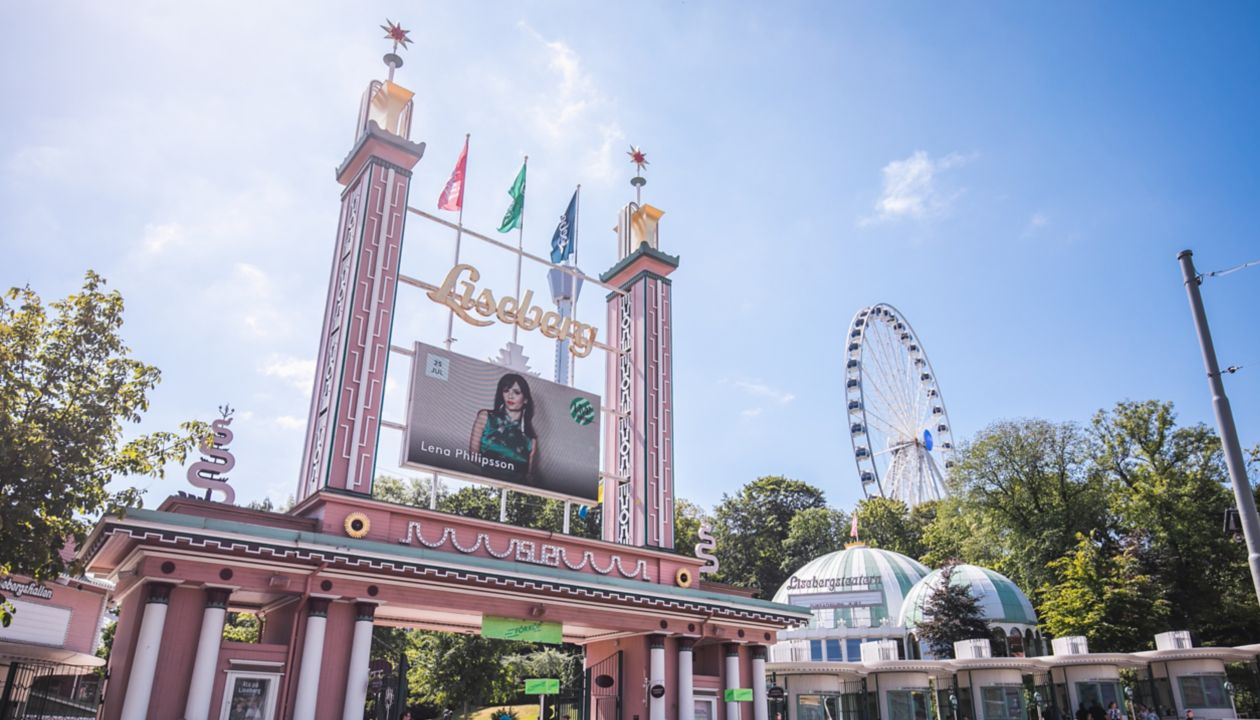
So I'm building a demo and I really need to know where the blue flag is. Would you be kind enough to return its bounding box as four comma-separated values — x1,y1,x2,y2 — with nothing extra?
550,190,577,263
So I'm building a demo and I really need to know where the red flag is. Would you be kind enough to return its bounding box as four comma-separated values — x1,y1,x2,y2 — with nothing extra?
850,514,859,539
438,137,468,211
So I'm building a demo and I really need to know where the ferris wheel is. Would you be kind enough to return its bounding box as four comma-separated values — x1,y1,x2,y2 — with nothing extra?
845,303,956,507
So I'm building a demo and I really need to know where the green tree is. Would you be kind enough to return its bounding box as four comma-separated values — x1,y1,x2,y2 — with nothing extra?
221,612,261,643
1092,400,1260,644
711,476,827,595
674,498,709,557
911,563,992,659
781,507,850,577
409,631,523,717
502,646,582,695
0,273,203,594
854,497,924,559
1038,533,1168,652
942,419,1106,604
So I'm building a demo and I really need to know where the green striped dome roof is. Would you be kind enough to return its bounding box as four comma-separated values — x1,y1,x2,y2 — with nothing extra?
898,564,1038,628
773,544,930,628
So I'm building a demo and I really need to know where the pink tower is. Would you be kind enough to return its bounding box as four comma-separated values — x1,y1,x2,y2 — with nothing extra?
602,202,677,549
297,50,425,502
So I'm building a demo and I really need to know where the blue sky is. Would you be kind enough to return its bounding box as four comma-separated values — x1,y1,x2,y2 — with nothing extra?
3,2,1258,515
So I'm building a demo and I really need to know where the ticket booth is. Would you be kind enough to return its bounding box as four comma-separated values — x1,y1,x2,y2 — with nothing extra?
1135,631,1253,720
861,641,951,720
1039,637,1144,718
766,661,868,720
948,639,1040,720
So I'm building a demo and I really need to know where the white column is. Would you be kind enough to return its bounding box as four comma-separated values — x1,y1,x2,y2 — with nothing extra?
342,602,377,720
649,634,666,720
183,588,231,720
725,644,741,720
119,583,173,720
292,598,331,720
751,646,768,720
678,638,696,720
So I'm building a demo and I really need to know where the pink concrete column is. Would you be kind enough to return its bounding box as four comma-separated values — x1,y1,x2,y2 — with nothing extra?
724,644,741,720
292,598,331,720
119,583,173,720
184,588,232,720
649,634,666,720
341,602,377,720
751,646,768,720
678,638,696,720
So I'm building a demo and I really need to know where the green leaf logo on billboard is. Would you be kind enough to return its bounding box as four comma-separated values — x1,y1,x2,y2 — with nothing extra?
569,397,595,425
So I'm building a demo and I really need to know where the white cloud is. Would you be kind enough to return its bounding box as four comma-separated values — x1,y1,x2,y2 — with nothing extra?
1023,211,1049,236
5,145,72,181
260,354,315,393
733,379,796,405
866,150,975,224
518,23,625,184
274,415,305,430
141,222,185,255
740,408,764,418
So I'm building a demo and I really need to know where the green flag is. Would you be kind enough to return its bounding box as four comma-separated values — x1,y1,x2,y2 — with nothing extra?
498,161,527,233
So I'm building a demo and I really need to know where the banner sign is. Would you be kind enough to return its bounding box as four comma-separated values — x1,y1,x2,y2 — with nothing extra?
403,343,601,501
482,615,563,644
724,689,754,702
524,678,561,695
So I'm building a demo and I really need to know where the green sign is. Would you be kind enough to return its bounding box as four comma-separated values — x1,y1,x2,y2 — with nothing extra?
481,615,562,644
525,678,561,695
724,688,754,702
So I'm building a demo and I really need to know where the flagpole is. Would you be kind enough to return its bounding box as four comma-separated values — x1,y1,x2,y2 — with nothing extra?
445,133,470,350
568,183,581,386
512,155,528,345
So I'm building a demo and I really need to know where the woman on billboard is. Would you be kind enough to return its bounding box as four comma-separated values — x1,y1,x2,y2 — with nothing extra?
470,373,539,480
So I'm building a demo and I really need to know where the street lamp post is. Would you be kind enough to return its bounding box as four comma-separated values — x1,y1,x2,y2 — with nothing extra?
1177,249,1260,607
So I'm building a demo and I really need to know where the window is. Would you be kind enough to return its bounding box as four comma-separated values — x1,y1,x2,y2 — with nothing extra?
888,690,931,720
846,639,864,662
695,697,718,720
799,694,841,720
811,640,824,661
1178,676,1230,709
981,687,1023,720
826,639,842,661
219,671,281,720
1075,682,1120,710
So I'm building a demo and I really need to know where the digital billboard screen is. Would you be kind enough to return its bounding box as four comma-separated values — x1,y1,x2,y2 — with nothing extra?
402,343,601,501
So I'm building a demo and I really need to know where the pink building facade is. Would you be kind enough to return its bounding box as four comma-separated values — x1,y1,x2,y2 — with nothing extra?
80,36,809,720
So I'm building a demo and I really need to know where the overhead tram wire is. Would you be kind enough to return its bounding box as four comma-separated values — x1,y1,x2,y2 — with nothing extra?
1199,257,1260,281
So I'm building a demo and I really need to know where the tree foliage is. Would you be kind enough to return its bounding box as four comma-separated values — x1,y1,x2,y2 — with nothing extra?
781,506,850,577
855,497,928,559
1038,533,1168,651
933,418,1106,605
0,273,204,583
711,475,827,594
409,631,524,717
1091,400,1260,644
912,563,992,659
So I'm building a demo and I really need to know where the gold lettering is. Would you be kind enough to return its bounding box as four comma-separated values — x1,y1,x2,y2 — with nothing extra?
428,264,493,327
571,325,597,358
540,311,561,338
521,305,543,331
427,263,602,351
474,288,496,318
496,294,519,324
